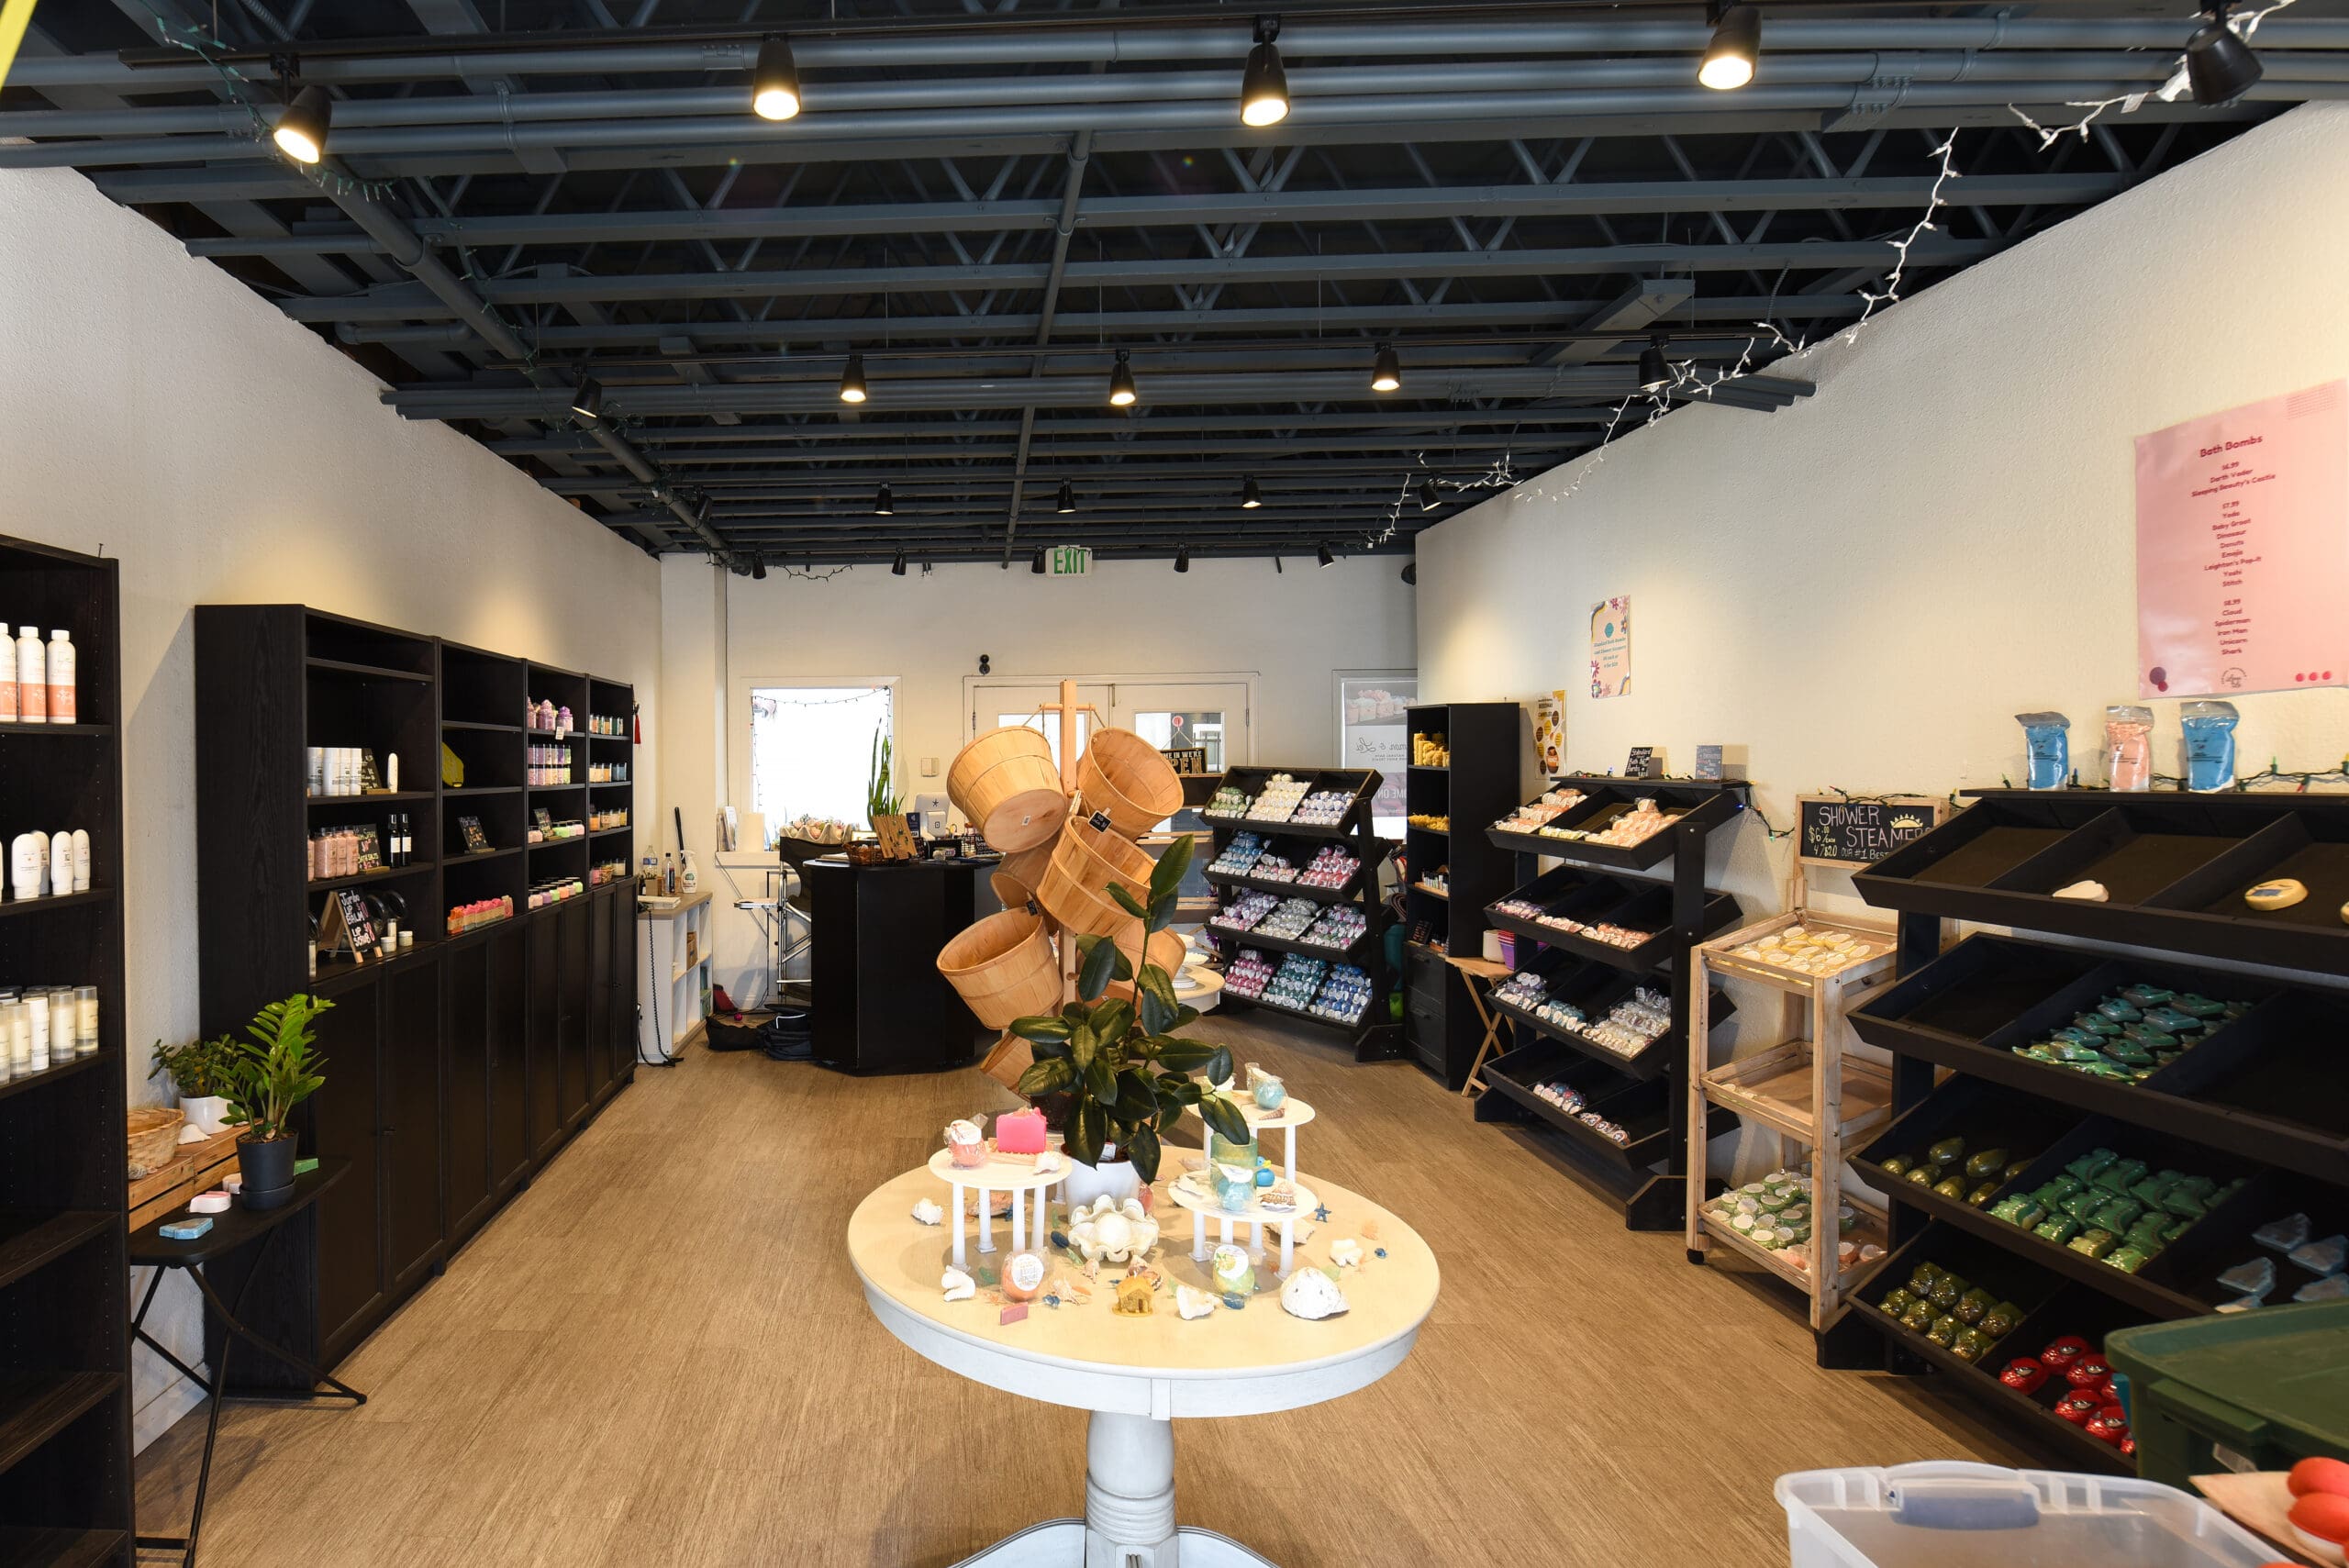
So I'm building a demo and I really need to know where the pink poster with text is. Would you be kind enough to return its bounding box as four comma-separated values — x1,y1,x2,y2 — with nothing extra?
2135,381,2349,699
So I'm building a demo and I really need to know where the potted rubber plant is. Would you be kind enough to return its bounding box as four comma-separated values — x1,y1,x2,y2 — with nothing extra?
224,994,331,1211
1007,834,1250,1201
149,1033,241,1137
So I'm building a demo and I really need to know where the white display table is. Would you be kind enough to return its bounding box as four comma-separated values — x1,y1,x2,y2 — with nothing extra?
848,1163,1439,1567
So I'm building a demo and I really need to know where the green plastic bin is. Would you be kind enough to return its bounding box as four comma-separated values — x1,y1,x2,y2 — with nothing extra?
2106,1299,2349,1489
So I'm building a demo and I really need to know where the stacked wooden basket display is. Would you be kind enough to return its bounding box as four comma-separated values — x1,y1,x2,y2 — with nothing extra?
935,725,1188,1082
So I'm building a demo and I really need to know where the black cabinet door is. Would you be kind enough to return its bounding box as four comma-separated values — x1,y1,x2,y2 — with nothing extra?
557,899,591,1130
527,913,562,1162
444,938,493,1245
586,890,614,1101
384,960,444,1295
311,979,384,1357
487,921,529,1195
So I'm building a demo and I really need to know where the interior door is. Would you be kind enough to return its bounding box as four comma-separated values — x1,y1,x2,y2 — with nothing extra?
968,683,1110,779
1109,682,1250,773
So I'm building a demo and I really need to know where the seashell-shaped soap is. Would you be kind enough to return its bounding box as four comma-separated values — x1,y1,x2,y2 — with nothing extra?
941,1268,976,1302
911,1197,944,1226
1279,1266,1350,1320
1175,1284,1219,1320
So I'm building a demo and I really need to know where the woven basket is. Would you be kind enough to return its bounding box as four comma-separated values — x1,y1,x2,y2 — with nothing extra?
948,728,1067,851
937,908,1063,1029
1077,728,1186,839
989,833,1060,910
127,1106,184,1181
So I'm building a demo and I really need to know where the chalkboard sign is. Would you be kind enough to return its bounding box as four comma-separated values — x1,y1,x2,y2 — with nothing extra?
1798,795,1946,868
1623,745,1658,779
321,886,380,961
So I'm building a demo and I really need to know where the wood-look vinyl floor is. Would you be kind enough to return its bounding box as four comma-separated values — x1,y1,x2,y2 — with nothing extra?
135,1010,2023,1566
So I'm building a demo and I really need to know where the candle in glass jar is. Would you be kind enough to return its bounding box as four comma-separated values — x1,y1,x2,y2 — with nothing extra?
26,992,49,1072
73,985,97,1056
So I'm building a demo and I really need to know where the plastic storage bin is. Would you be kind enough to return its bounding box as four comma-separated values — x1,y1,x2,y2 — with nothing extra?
1776,1462,2279,1568
2107,1299,2349,1488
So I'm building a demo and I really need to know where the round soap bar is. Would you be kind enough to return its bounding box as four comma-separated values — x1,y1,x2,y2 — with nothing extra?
1001,1249,1047,1303
2245,878,2310,911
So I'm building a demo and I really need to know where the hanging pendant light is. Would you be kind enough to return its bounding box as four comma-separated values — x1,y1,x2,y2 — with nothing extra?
752,35,803,121
1371,341,1401,393
1418,477,1442,511
569,373,604,421
1056,480,1076,514
1240,16,1291,128
1638,335,1673,393
750,555,767,581
2187,3,2263,105
1108,348,1138,407
838,353,868,404
891,550,907,577
1698,2,1760,91
273,84,332,164
874,484,894,516
1031,546,1048,574
1316,542,1336,569
1175,546,1191,573
1240,476,1264,510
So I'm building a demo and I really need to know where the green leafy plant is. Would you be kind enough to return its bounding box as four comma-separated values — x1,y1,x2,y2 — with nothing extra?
866,731,904,818
149,1034,239,1100
1007,834,1249,1182
225,994,332,1144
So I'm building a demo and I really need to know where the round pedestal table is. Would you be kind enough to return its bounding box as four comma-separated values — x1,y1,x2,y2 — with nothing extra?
848,1164,1439,1567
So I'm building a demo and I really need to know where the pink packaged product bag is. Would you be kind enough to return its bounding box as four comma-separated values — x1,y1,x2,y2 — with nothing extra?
2105,705,2154,792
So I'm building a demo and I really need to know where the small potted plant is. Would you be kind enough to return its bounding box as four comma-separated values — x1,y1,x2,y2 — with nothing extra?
224,993,331,1211
1007,835,1250,1200
149,1033,241,1137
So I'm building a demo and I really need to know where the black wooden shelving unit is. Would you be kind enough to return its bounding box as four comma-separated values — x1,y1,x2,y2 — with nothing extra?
1473,775,1749,1229
1397,702,1520,1087
0,537,131,1564
1202,766,1400,1061
195,607,636,1382
1836,785,2349,1473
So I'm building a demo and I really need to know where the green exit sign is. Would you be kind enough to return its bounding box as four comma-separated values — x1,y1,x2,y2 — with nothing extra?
1048,545,1092,577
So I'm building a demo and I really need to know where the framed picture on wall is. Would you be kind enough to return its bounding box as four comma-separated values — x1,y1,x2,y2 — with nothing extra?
1335,670,1417,838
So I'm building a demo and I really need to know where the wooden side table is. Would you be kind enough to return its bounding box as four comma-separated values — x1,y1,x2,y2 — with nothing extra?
1445,954,1513,1098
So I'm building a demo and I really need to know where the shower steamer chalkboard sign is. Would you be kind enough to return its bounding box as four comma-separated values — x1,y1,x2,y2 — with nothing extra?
1798,795,1948,869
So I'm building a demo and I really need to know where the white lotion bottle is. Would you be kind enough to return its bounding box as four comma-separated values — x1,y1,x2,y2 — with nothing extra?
11,831,39,901
15,628,43,722
45,630,72,723
70,828,90,893
0,634,17,722
48,830,68,895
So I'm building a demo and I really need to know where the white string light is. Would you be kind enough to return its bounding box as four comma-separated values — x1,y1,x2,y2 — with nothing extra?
2008,0,2296,149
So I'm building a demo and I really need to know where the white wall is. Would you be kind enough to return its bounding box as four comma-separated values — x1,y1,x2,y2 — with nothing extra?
692,556,1415,999
0,166,662,1447
1417,103,2349,1166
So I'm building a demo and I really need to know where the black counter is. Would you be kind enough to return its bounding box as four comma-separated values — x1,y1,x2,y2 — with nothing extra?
805,853,999,1074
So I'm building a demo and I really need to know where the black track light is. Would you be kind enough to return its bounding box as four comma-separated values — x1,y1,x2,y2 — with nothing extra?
273,83,332,164
1371,341,1401,394
1418,477,1442,511
752,35,803,121
839,352,868,405
874,484,894,516
696,495,714,528
1108,348,1137,407
1240,476,1264,510
1240,16,1290,128
1316,542,1336,569
891,550,907,577
1174,546,1191,573
1056,480,1076,515
1400,561,1418,585
1031,546,1048,574
1698,2,1760,91
1638,335,1673,394
2187,3,2263,105
750,555,767,581
569,373,604,421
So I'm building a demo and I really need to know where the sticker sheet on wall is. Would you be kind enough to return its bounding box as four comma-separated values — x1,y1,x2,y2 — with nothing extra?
1588,597,1631,699
1533,691,1565,776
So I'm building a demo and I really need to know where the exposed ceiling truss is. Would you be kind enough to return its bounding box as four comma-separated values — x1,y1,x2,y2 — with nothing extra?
7,1,2343,567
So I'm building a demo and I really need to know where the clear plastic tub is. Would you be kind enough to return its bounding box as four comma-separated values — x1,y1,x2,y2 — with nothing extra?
1776,1462,2279,1568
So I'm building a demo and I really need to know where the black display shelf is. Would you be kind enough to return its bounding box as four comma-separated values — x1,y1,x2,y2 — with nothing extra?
1847,1222,2136,1476
1222,986,1368,1033
0,1372,119,1477
0,724,111,738
1485,873,1743,973
305,655,430,684
451,847,520,863
0,1211,116,1295
0,1526,129,1567
1204,922,1368,962
1849,933,2347,1184
1481,1039,1742,1173
307,790,435,806
589,826,635,840
441,719,520,734
1202,865,1360,902
1483,982,1727,1084
1485,775,1751,874
445,785,520,797
1399,702,1521,1085
306,864,433,893
0,1053,106,1108
0,889,113,919
1855,788,2349,974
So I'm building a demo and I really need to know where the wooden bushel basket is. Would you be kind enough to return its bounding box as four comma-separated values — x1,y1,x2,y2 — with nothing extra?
937,907,1063,1029
947,728,1067,852
1075,727,1186,839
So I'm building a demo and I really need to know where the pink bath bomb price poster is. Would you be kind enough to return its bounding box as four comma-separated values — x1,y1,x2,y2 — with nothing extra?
2134,381,2349,699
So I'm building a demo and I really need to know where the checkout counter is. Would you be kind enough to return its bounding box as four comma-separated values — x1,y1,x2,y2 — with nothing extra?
804,851,1000,1074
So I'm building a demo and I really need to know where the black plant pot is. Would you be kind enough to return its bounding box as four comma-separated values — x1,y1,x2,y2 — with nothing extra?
237,1134,297,1211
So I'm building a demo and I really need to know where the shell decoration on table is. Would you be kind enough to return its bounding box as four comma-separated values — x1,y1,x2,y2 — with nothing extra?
941,1268,976,1302
1329,1238,1364,1267
1067,1195,1159,1265
1279,1267,1350,1320
910,1197,944,1226
1175,1284,1219,1320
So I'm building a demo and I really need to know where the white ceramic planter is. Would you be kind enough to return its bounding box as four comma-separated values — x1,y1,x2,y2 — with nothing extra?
1060,1155,1141,1211
180,1095,231,1136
